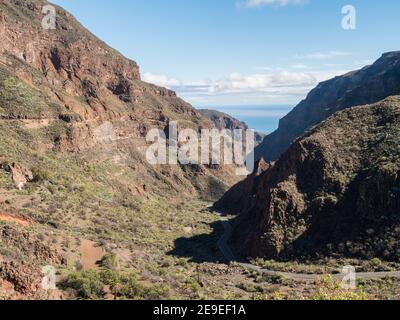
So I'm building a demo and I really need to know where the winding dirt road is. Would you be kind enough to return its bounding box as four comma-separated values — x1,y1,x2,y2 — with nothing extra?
213,208,400,282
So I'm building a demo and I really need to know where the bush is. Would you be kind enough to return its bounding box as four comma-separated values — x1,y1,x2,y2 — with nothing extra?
99,253,119,270
32,167,50,183
100,269,120,288
369,258,382,268
64,270,104,299
262,274,286,285
237,282,257,293
144,284,170,300
64,269,170,300
312,276,368,300
118,273,170,300
119,273,142,299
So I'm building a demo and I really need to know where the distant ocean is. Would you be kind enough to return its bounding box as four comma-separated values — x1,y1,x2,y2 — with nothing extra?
200,105,294,135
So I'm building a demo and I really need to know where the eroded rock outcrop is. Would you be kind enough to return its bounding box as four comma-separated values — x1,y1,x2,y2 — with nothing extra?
0,225,63,296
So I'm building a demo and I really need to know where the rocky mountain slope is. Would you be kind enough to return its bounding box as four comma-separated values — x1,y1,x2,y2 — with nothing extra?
0,0,238,197
256,51,400,162
198,109,264,145
230,96,400,261
0,0,239,298
214,158,271,214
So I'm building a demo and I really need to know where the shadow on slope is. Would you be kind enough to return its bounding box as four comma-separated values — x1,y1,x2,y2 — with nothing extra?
168,212,230,264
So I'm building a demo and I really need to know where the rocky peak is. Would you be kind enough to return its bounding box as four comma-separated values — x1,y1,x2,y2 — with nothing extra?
198,109,248,131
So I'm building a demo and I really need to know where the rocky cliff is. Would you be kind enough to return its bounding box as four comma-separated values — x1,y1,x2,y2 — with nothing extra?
231,96,400,261
214,158,270,214
256,51,400,162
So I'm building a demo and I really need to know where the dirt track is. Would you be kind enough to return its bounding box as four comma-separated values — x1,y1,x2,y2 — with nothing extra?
213,207,400,282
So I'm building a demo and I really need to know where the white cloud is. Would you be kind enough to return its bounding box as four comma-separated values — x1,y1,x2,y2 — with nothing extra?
294,51,356,60
208,71,316,93
197,69,348,104
142,72,181,89
142,68,352,105
219,109,292,118
241,0,308,8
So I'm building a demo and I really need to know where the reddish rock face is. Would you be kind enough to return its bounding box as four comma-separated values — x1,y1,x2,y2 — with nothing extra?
0,0,238,197
0,0,193,127
0,0,141,122
229,96,400,261
0,0,141,91
0,225,63,297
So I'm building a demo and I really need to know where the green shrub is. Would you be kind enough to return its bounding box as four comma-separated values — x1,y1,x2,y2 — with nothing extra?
99,253,119,270
144,284,170,300
369,258,382,268
118,273,170,300
100,269,120,288
312,276,368,300
262,274,286,285
64,270,104,299
119,273,142,299
0,76,51,117
32,167,50,183
237,282,257,293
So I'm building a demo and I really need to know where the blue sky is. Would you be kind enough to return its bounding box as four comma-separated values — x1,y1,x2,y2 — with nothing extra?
51,0,399,110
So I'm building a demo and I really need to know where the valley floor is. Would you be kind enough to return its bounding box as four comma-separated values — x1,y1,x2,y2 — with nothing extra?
2,186,400,300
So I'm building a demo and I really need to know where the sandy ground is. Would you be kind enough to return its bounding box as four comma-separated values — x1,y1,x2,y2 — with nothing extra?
0,213,30,226
79,240,104,270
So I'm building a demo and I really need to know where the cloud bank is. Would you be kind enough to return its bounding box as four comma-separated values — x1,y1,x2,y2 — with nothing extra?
142,72,181,89
142,68,350,106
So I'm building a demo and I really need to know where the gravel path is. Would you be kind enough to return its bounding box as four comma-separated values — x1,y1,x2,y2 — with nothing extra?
212,207,400,282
